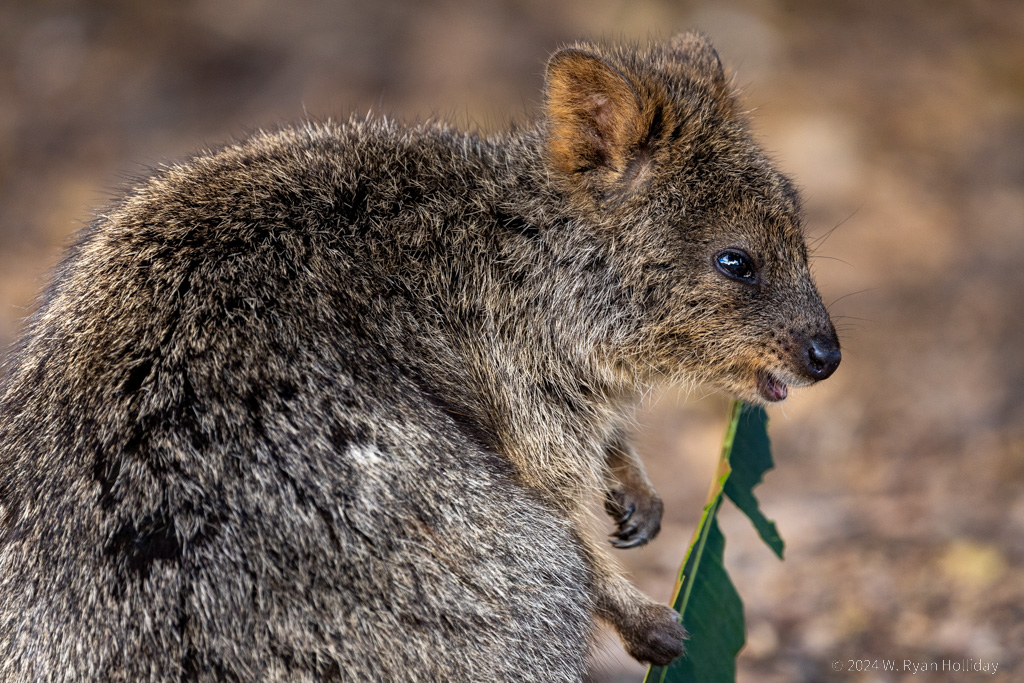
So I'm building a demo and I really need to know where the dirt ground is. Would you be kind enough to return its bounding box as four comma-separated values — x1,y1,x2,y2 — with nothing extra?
1,1,1022,681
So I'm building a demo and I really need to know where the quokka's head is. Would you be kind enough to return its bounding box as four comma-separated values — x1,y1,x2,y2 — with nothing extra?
543,32,839,404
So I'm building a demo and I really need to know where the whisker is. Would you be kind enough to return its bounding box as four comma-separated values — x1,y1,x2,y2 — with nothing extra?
828,288,875,308
812,255,853,267
808,204,863,251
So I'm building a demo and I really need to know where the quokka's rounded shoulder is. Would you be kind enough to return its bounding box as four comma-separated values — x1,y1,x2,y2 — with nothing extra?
86,115,516,245
121,116,492,192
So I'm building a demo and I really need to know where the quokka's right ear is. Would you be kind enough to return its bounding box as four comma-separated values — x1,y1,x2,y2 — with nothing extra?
667,31,727,95
544,49,653,204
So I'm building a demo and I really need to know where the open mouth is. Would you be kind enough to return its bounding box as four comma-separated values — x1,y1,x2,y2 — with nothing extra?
756,369,788,402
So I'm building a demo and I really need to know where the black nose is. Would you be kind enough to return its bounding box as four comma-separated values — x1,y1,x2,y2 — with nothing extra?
804,334,841,381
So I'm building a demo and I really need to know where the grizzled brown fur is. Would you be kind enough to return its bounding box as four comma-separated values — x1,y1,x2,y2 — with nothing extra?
0,33,839,681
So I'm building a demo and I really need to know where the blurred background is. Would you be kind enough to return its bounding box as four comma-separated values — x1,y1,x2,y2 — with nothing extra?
1,0,1022,680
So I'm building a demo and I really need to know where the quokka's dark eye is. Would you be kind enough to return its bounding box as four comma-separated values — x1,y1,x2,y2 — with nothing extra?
714,249,758,284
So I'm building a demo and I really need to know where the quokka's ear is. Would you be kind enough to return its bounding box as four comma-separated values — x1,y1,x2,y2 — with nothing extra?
544,49,652,203
667,31,726,93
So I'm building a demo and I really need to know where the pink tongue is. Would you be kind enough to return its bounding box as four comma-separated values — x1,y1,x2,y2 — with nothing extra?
758,371,788,402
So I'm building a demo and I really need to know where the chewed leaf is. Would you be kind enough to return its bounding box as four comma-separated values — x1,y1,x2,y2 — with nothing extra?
723,404,784,559
645,403,743,683
645,401,785,683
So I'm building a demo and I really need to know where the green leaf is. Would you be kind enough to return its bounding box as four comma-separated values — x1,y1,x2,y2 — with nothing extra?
646,514,744,683
644,401,783,683
723,405,784,559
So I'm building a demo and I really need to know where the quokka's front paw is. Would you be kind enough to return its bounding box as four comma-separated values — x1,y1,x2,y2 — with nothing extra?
604,487,663,549
621,602,686,666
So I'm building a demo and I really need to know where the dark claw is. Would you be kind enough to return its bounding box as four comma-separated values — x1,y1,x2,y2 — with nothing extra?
612,536,647,549
604,488,663,550
618,504,635,524
614,520,639,540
